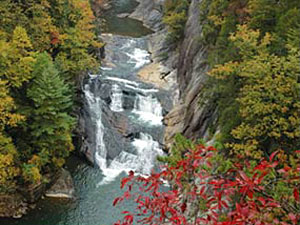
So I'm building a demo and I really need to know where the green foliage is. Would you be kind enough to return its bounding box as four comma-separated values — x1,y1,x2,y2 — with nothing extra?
209,25,300,159
0,0,101,190
158,133,194,166
21,53,75,183
0,80,23,192
163,0,190,44
199,0,300,158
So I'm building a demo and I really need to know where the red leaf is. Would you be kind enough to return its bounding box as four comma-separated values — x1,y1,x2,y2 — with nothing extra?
124,214,133,224
269,151,278,162
293,188,299,202
181,202,187,213
239,171,249,182
288,213,297,223
121,177,131,189
128,170,134,176
113,197,120,206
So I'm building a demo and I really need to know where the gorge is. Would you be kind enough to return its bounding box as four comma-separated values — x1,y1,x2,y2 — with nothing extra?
1,0,300,223
2,0,180,224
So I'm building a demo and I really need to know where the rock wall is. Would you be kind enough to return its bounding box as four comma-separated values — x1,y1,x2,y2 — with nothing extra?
131,0,217,148
164,0,217,147
129,0,165,31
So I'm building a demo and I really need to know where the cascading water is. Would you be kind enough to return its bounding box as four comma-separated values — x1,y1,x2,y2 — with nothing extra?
133,94,163,125
126,48,151,68
83,82,108,170
110,84,123,112
82,35,167,186
3,2,170,225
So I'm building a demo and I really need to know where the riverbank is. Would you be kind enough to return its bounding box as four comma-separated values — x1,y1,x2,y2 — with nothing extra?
2,0,171,223
0,169,74,219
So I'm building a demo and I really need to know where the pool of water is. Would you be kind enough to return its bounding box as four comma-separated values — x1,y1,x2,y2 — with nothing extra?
102,0,153,37
3,156,135,225
2,1,159,225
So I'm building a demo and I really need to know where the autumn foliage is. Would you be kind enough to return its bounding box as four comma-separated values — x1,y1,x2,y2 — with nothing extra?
114,145,300,224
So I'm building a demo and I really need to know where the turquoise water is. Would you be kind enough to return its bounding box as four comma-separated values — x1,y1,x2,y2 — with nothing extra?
102,0,153,37
2,156,135,225
2,1,156,225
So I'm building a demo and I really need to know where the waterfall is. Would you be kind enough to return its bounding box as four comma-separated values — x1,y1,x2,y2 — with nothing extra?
131,133,163,173
111,132,162,174
82,37,167,186
110,84,123,112
84,81,164,185
98,132,163,185
133,94,163,125
126,48,150,68
83,82,107,170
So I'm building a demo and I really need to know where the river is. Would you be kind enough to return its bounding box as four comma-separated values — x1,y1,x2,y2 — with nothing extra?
2,1,169,225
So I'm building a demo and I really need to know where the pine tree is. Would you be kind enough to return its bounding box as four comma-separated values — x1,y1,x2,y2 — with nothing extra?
25,53,75,178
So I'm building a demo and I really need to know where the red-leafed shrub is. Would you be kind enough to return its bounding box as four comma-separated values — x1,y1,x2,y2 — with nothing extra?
114,145,300,225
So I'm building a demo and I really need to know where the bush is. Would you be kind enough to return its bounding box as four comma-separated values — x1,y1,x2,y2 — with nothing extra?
114,144,300,224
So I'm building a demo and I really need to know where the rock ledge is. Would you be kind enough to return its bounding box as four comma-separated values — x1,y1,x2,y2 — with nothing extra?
45,169,75,199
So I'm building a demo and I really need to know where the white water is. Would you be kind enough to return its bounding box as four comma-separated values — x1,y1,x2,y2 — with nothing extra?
101,66,113,71
110,84,123,112
84,84,108,170
84,83,164,185
98,132,164,185
105,76,140,86
124,83,159,93
84,37,165,186
105,77,159,93
133,94,163,125
126,48,151,68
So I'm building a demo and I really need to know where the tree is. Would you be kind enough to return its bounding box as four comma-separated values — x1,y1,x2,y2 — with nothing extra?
0,80,23,192
0,0,100,189
0,26,35,88
209,25,300,159
114,144,300,225
23,53,75,183
163,0,190,44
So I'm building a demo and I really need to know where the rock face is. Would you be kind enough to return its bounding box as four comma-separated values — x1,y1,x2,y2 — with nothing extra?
45,169,75,199
164,0,217,147
0,194,27,218
129,0,165,31
131,0,217,148
0,169,74,218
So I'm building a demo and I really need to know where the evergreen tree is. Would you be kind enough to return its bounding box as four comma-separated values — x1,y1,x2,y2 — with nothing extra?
24,53,75,182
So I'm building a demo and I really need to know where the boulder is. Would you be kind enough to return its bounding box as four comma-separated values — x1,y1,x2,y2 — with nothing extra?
117,13,130,18
129,0,165,31
45,169,75,199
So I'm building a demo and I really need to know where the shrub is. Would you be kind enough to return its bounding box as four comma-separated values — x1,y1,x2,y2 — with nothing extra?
114,145,300,224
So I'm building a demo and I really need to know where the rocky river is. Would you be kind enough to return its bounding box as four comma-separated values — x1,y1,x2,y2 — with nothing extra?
2,0,173,224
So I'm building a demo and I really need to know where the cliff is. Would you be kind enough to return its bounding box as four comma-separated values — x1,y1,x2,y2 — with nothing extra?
132,0,217,148
163,0,217,147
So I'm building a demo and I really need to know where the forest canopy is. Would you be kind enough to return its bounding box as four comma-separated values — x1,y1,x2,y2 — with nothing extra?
0,0,101,193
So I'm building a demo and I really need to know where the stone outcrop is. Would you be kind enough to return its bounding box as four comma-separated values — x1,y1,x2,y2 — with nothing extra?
0,168,75,218
131,0,217,148
129,0,165,31
0,194,27,218
163,0,217,147
45,169,75,199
